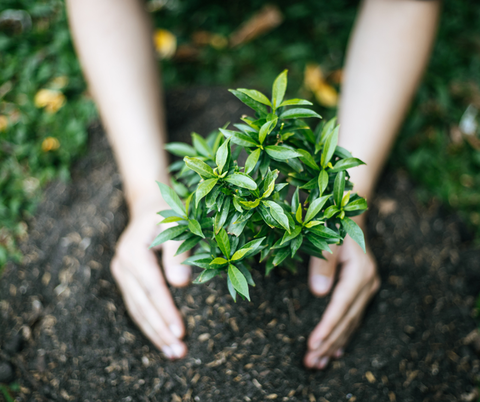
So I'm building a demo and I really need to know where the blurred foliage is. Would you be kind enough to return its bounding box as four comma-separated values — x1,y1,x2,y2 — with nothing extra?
1,0,480,271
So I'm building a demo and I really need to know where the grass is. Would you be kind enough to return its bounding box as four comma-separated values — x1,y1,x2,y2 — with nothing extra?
0,0,479,273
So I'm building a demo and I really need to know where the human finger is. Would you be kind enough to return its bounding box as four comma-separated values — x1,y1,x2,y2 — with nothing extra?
161,238,191,287
308,244,339,296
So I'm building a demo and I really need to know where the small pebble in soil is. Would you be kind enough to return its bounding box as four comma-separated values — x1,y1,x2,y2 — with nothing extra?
0,361,14,383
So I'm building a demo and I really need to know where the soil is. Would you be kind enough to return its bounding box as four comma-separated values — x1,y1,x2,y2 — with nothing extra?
1,87,479,402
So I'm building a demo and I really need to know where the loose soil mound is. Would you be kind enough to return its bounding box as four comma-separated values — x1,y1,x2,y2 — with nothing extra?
1,88,479,402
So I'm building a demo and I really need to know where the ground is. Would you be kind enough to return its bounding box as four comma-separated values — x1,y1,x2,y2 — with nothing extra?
0,88,479,402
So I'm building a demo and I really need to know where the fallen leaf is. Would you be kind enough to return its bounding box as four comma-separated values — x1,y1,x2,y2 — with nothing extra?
42,137,60,152
34,89,66,113
230,5,283,48
153,28,177,59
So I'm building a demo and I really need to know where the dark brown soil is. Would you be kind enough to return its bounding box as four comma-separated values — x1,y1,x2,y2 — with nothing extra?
1,88,479,402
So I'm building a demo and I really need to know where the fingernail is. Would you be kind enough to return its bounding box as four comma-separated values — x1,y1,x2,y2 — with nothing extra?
317,356,330,369
170,324,182,338
335,348,344,358
170,343,184,358
312,275,331,294
169,265,190,283
162,345,173,359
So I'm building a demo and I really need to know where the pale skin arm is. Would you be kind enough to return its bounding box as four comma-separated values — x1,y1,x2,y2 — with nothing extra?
66,0,190,359
304,0,440,369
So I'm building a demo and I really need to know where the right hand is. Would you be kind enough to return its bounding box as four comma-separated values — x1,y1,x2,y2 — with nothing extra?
110,194,191,359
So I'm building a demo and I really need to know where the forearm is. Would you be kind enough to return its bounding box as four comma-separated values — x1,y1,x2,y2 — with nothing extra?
339,0,440,203
66,0,169,216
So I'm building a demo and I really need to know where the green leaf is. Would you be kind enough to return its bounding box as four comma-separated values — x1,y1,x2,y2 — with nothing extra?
323,205,339,219
244,148,261,174
164,142,197,157
272,69,288,110
227,275,237,301
214,197,231,234
318,117,337,144
237,264,255,286
188,219,205,238
306,234,332,254
228,264,250,300
344,198,368,211
237,88,272,107
265,145,301,161
342,217,366,252
318,169,329,196
196,178,218,207
279,108,322,120
174,236,202,256
215,138,230,174
296,149,320,171
330,157,365,173
231,247,252,261
281,224,302,244
290,234,303,257
308,225,341,240
341,191,351,208
160,216,184,224
334,171,346,206
150,225,187,248
291,187,300,214
193,269,221,284
210,257,228,265
304,220,323,228
305,195,331,223
232,196,244,213
279,98,313,107
273,247,290,266
334,146,353,159
263,200,290,232
171,178,189,198
295,204,303,223
220,128,259,148
157,182,186,217
321,125,339,168
259,118,277,144
215,228,231,258
192,133,212,158
229,89,269,115
240,198,260,209
241,237,266,257
225,173,257,190
184,157,216,179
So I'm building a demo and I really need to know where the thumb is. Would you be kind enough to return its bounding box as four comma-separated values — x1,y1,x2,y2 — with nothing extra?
308,244,339,297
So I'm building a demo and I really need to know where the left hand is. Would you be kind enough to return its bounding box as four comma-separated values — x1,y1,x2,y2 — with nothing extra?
303,223,380,369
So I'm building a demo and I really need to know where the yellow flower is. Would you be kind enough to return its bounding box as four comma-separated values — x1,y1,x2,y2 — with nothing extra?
41,137,60,152
34,89,66,113
0,115,8,131
153,29,177,59
304,64,338,108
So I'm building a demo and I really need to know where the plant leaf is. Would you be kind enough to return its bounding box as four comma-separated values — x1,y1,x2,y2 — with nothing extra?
290,234,303,257
210,257,228,265
193,269,220,284
237,88,272,107
272,69,288,110
228,264,250,301
323,205,339,219
196,178,218,207
259,118,277,144
321,125,339,168
295,204,303,223
214,197,231,234
164,142,197,157
265,145,301,161
215,138,230,174
334,171,346,207
317,169,329,196
150,225,187,248
305,195,331,223
308,225,341,240
273,247,290,266
157,181,186,217
263,200,290,232
330,157,365,173
279,108,322,120
306,234,332,254
184,157,216,179
160,216,184,224
174,236,202,256
229,89,268,116
344,198,368,211
192,133,212,158
342,217,366,252
279,98,313,107
244,148,261,174
231,247,252,261
341,190,351,208
227,275,237,301
188,219,205,238
237,264,255,286
225,173,257,190
215,228,231,258
281,224,302,245
296,149,320,170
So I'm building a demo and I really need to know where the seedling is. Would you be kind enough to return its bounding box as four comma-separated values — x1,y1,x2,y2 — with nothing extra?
152,70,368,301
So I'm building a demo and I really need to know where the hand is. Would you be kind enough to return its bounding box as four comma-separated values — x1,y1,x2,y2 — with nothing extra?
303,222,380,369
110,195,191,360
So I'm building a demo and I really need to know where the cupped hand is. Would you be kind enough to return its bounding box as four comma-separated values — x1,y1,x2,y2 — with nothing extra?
110,195,191,360
304,222,380,369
